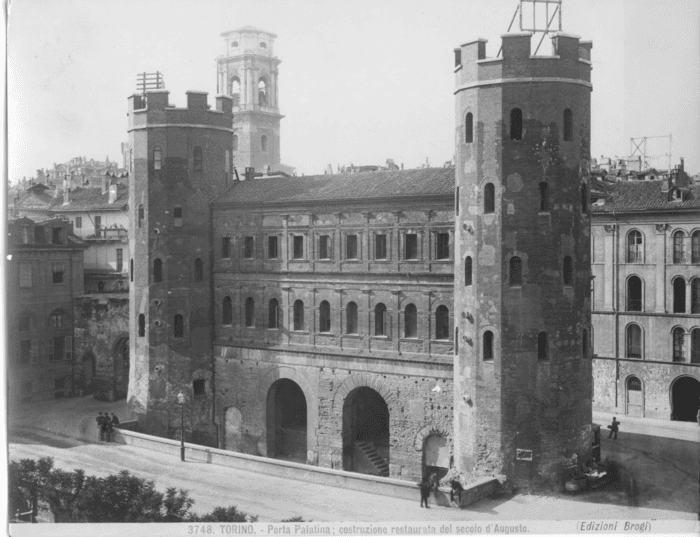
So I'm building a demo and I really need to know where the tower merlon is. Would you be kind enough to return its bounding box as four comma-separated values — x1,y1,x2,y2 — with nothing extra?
127,90,233,130
186,90,209,111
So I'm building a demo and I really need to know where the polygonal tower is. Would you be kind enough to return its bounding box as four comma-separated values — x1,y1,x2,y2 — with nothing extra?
452,31,594,489
217,26,283,173
127,89,233,443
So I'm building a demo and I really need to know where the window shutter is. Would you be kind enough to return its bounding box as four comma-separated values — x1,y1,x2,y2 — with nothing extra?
65,336,73,362
31,339,39,364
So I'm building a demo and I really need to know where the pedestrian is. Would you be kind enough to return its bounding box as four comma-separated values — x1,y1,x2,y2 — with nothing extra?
418,478,431,508
96,412,105,441
103,414,113,442
450,479,464,505
111,413,120,427
428,471,440,502
608,417,620,439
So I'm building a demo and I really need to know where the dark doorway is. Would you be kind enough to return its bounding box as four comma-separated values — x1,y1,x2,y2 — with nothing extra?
113,338,129,400
342,387,390,477
266,379,307,462
422,434,449,480
671,376,700,422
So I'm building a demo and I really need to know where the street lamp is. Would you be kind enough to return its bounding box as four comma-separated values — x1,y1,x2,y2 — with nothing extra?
177,391,185,461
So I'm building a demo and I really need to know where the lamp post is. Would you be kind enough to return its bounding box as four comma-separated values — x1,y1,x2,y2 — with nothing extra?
177,391,185,461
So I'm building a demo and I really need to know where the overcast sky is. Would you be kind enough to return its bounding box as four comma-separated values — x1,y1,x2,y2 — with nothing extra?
7,0,700,180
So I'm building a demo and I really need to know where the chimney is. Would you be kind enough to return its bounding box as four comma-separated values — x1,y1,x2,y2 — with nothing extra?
102,172,110,194
109,184,118,204
245,167,255,181
680,157,685,171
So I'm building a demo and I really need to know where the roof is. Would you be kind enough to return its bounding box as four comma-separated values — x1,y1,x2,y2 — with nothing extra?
214,168,455,207
16,185,128,213
592,180,700,213
221,26,277,38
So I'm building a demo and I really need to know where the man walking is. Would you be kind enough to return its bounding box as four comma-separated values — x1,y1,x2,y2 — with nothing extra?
418,478,431,508
608,417,620,439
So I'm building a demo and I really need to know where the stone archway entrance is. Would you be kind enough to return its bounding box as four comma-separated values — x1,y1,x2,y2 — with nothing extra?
113,337,129,400
342,387,390,476
422,434,449,480
266,379,307,462
671,376,700,422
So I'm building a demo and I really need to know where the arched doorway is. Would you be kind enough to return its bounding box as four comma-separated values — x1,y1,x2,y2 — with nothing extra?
342,387,390,476
422,434,449,480
266,379,307,462
113,337,129,400
625,376,643,417
671,376,700,422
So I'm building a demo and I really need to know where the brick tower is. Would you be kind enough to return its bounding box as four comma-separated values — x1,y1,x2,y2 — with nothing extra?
216,26,283,173
127,90,233,443
452,32,594,489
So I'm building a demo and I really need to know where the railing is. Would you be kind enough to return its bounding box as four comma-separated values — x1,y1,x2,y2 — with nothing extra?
626,299,642,312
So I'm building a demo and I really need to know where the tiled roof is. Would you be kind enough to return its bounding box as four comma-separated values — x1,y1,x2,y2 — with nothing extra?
214,168,455,206
592,180,700,213
16,185,128,213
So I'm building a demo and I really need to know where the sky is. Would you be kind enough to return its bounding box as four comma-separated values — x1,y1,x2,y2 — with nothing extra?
7,0,700,181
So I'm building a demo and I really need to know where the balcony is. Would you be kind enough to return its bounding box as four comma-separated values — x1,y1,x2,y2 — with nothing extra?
85,227,127,242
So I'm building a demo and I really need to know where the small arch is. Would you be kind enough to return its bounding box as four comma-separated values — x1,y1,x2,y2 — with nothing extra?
691,328,700,364
510,108,523,140
672,326,685,362
153,258,162,283
671,375,700,422
483,330,494,361
174,314,184,338
626,375,643,416
627,230,643,263
258,78,268,106
293,300,304,331
138,314,145,337
538,182,549,212
465,112,473,144
692,230,700,264
222,297,232,325
626,275,643,311
319,300,331,333
404,303,417,338
435,305,449,340
153,146,162,170
692,278,700,314
346,301,358,334
626,323,643,358
563,256,573,286
563,108,573,141
374,303,387,336
245,297,255,328
673,277,686,313
537,331,548,360
268,298,280,329
464,256,473,286
510,256,522,286
193,258,203,282
484,183,495,214
230,77,241,106
261,135,268,153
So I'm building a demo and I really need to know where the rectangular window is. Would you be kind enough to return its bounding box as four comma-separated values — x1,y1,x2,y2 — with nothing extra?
34,226,43,244
51,336,65,361
51,313,64,329
346,234,358,260
19,264,32,288
436,232,450,260
52,227,62,244
193,379,206,397
52,263,65,284
173,206,183,228
116,249,123,272
94,216,102,238
375,234,387,260
293,236,304,260
75,217,82,229
20,340,31,364
244,237,254,259
222,237,231,258
268,236,278,259
405,233,418,260
319,235,331,260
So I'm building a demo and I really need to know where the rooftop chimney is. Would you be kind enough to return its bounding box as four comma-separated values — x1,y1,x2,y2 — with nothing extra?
109,184,118,204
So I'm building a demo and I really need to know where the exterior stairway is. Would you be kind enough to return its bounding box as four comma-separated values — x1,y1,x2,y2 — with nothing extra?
355,441,389,477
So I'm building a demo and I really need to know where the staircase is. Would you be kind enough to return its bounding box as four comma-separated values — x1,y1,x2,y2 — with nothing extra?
355,441,389,477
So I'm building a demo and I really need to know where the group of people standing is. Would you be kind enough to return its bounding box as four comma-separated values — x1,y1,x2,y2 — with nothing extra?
96,412,119,442
418,472,464,508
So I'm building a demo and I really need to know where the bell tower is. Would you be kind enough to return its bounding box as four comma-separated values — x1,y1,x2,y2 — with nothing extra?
217,26,283,173
453,22,594,489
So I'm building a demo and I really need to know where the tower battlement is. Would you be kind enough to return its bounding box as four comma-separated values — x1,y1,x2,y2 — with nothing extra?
127,90,233,131
455,33,592,91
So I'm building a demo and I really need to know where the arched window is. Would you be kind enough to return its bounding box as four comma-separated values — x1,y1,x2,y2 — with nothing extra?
435,306,449,340
319,301,331,333
230,77,241,106
627,230,643,263
375,303,387,336
626,324,642,358
563,108,573,141
537,331,548,360
692,231,700,264
153,146,162,170
673,231,685,264
138,204,144,228
484,183,495,214
582,328,589,358
627,376,641,392
563,256,573,286
245,297,255,327
404,304,417,338
691,328,700,364
483,331,494,361
174,314,184,338
138,314,145,337
153,258,162,283
293,300,304,331
193,258,203,282
672,327,685,362
581,183,588,214
692,278,700,314
538,182,549,212
225,150,231,174
193,146,203,171
268,299,279,329
627,276,642,311
510,256,522,286
233,135,239,152
222,297,232,325
510,108,522,140
464,256,472,286
465,112,473,143
673,277,686,313
258,79,267,106
346,301,358,334
261,135,268,152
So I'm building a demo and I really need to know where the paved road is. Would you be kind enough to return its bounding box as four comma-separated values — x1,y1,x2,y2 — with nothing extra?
9,427,695,522
594,411,700,443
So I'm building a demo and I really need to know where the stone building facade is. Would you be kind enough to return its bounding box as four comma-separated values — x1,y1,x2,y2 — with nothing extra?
591,168,700,422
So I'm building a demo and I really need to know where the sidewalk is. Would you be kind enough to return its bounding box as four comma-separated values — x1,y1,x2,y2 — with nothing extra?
593,411,700,442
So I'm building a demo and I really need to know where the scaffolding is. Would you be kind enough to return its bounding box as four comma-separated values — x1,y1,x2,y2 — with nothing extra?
629,135,673,172
136,72,165,94
499,0,563,57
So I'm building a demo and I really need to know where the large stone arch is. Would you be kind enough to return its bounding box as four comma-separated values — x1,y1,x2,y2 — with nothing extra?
332,372,397,411
256,366,318,463
415,421,454,481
